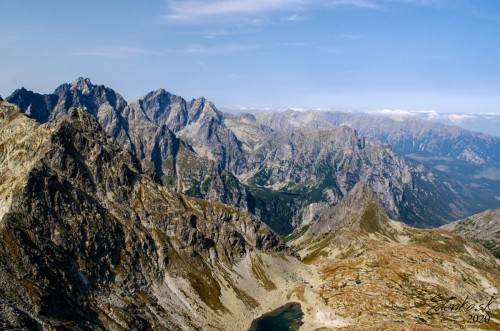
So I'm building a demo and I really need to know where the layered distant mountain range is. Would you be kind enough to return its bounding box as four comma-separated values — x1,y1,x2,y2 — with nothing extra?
6,78,500,233
1,79,499,330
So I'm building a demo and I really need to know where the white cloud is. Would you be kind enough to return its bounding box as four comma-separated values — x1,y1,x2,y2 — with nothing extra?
163,0,379,21
71,46,156,58
386,0,447,6
203,30,231,39
368,109,419,120
289,107,332,112
183,43,262,54
290,107,308,112
281,14,308,21
278,41,310,47
368,108,453,122
164,0,302,21
445,114,477,124
239,106,277,111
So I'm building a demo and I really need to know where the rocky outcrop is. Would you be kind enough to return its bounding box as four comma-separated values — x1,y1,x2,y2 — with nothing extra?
442,208,500,258
0,101,288,330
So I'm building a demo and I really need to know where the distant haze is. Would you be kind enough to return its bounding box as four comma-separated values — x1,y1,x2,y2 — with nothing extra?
223,107,500,137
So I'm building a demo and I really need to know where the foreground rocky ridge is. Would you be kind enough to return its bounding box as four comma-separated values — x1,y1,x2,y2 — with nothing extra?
287,184,500,330
0,101,295,330
442,208,500,259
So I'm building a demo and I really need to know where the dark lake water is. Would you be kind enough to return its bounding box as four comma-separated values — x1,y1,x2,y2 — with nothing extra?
249,302,304,331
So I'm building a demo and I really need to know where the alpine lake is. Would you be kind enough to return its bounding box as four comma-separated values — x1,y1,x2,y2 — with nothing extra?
249,302,304,331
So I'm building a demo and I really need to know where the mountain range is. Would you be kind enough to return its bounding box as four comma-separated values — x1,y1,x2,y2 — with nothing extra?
1,79,499,330
6,78,500,233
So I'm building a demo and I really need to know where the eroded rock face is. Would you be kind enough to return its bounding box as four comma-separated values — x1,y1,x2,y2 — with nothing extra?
0,102,287,330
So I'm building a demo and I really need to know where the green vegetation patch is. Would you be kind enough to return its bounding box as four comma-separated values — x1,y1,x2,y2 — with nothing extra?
359,203,383,234
250,254,276,291
302,233,333,264
482,240,500,259
284,224,310,243
186,269,227,312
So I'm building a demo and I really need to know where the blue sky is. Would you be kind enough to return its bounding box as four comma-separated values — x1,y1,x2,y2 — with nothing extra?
1,0,500,115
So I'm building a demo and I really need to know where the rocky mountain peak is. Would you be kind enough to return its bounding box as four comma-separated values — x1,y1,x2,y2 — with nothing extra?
58,106,104,133
308,182,389,236
71,77,93,95
146,88,168,99
187,96,222,122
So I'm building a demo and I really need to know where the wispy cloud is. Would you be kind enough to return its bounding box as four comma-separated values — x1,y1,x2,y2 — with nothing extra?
225,105,333,113
368,108,498,125
163,0,379,22
164,0,301,21
203,30,231,39
281,14,309,21
385,0,447,7
368,108,426,120
183,43,262,54
445,113,477,124
71,46,157,58
278,41,310,47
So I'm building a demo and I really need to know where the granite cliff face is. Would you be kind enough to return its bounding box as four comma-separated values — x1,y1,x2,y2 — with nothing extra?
0,101,293,330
